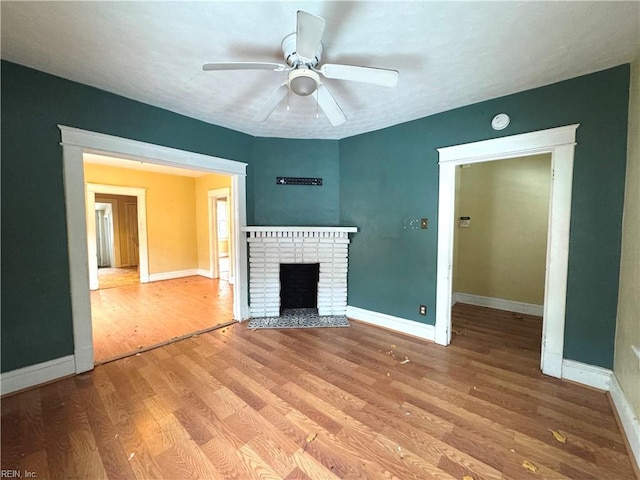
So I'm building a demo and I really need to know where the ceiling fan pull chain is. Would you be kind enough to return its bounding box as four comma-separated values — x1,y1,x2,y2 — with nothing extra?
315,89,320,119
287,86,290,111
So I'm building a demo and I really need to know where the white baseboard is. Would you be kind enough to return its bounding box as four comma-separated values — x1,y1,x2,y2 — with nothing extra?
561,359,612,391
197,268,214,279
1,355,75,396
148,269,200,282
454,292,544,316
346,306,435,342
609,374,640,472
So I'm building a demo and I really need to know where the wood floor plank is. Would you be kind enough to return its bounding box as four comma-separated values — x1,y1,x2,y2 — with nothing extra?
91,276,233,363
2,303,636,479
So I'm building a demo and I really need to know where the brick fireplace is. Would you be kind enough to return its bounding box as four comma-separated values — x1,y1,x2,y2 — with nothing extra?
242,226,357,317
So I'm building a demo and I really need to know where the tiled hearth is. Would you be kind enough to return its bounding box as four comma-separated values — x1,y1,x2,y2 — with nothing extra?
242,226,357,317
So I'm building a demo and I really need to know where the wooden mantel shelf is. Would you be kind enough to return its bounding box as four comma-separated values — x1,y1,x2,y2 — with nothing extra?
241,226,357,233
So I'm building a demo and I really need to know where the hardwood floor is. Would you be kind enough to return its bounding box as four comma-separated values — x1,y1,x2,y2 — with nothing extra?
91,276,233,364
98,266,140,289
2,303,636,479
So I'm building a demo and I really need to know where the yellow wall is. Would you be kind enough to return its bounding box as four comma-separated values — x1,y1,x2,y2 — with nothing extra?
614,56,640,420
84,164,198,274
453,154,551,305
195,174,232,272
218,239,229,256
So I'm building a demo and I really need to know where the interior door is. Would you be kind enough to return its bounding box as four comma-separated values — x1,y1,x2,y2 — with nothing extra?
125,201,139,267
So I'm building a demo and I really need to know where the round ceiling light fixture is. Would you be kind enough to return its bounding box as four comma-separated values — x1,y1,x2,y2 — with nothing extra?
491,113,511,130
288,69,319,96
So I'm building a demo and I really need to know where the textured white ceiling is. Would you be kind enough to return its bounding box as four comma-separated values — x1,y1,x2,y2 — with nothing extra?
2,1,639,140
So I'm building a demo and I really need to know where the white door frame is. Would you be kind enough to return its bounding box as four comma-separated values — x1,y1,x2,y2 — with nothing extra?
59,125,250,374
86,184,149,290
435,124,579,379
208,187,232,282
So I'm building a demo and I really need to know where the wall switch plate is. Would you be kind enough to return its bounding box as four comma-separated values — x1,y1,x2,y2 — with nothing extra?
420,218,428,229
419,305,427,316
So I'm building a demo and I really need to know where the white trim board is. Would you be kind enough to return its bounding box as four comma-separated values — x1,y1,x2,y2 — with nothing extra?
197,268,214,279
454,293,544,317
148,269,200,282
59,125,250,375
561,359,612,391
610,375,640,472
346,306,435,342
1,355,75,396
435,124,579,379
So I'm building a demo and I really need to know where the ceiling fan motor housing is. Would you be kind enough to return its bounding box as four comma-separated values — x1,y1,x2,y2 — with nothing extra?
282,33,323,67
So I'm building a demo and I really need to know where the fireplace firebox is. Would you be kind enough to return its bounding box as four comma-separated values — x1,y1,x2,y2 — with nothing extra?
280,263,320,313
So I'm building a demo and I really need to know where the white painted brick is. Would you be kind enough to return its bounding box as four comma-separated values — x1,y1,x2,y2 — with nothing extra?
246,228,355,316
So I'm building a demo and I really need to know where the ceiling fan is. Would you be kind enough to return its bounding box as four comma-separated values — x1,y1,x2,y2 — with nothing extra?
202,10,399,127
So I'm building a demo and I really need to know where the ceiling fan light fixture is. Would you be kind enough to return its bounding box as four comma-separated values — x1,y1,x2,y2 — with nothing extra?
288,69,319,96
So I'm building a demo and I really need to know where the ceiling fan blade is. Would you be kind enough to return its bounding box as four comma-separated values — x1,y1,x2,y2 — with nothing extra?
203,62,287,72
316,84,346,126
296,11,326,61
319,64,399,87
253,83,289,122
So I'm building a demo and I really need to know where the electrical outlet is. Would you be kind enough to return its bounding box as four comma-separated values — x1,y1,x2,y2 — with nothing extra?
419,305,427,316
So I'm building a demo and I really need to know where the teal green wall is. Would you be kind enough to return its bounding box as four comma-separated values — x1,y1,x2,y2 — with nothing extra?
249,137,340,225
0,61,338,372
341,65,630,369
1,60,630,373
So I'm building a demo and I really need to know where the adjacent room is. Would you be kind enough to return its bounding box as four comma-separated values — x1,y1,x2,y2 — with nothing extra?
2,2,639,479
83,155,235,363
452,154,552,360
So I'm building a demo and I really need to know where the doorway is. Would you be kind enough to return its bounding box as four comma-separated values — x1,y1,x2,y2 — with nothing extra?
435,124,579,379
452,155,551,312
209,188,233,283
451,154,551,360
85,184,148,290
59,125,249,374
84,158,237,364
94,194,140,289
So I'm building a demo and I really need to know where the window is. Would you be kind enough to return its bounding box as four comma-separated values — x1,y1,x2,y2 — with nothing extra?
216,198,228,240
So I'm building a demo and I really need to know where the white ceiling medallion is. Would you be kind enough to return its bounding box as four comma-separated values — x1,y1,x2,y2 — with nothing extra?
491,113,511,130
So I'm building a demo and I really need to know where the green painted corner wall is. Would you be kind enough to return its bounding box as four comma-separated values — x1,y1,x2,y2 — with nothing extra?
249,137,340,226
0,61,252,371
1,60,631,373
1,60,340,372
340,65,630,368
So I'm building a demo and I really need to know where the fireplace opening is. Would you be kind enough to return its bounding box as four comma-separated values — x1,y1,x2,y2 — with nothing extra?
280,263,320,314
